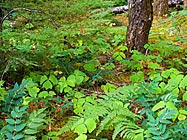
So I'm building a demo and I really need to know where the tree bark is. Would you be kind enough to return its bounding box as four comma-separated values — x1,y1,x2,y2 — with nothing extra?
184,0,187,9
154,0,168,16
126,0,153,54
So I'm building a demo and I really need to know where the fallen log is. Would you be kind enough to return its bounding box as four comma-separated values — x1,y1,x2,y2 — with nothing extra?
112,0,184,14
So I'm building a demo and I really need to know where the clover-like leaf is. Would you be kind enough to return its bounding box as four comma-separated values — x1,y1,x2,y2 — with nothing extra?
85,118,96,133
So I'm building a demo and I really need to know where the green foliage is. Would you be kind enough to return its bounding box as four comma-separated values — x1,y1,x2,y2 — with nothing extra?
130,71,144,83
3,81,28,113
146,109,175,140
1,0,187,140
0,82,47,140
0,81,7,101
4,106,27,140
24,70,89,101
24,108,47,139
60,84,144,139
169,120,187,139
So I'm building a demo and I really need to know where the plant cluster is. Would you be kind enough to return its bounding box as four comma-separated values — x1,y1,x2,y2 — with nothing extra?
0,0,187,140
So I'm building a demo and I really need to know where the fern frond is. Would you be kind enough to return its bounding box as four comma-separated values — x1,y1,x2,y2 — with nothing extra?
57,116,80,136
112,118,143,140
96,110,117,135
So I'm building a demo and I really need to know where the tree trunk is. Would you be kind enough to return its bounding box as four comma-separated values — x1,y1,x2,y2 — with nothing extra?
126,0,153,54
154,0,168,16
184,0,187,9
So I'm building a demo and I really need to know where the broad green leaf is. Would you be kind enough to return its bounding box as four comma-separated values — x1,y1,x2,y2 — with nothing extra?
57,82,67,93
77,98,85,106
38,91,48,98
24,129,39,134
49,91,56,97
148,127,160,135
152,101,165,112
166,101,177,110
59,77,66,82
182,92,187,101
101,83,116,93
67,75,76,87
134,133,144,140
48,131,58,136
43,80,53,90
168,74,184,87
11,110,17,118
5,132,13,140
162,131,169,139
28,87,40,98
148,114,155,123
159,119,171,124
148,62,160,69
16,123,26,132
76,76,84,85
118,46,128,51
170,88,179,97
178,114,186,120
179,75,187,89
161,70,171,78
64,86,72,93
179,109,187,115
14,134,23,140
74,106,84,114
74,124,87,135
75,134,87,140
6,119,15,125
75,92,85,98
85,118,96,133
49,75,58,85
130,71,144,83
86,96,97,105
40,75,48,85
15,119,22,125
6,125,14,132
29,123,42,129
83,63,96,72
160,124,166,134
112,52,126,61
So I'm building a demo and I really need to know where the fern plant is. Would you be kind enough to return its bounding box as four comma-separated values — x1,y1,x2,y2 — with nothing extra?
1,107,47,140
23,108,47,140
59,85,143,140
96,92,143,140
2,106,28,140
3,81,28,113
146,109,176,140
0,82,48,140
169,120,187,140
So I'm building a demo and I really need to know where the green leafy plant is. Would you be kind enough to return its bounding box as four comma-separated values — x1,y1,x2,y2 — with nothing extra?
0,82,47,140
145,109,175,140
3,81,29,113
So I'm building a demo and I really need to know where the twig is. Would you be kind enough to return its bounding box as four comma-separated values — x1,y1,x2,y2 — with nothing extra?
105,79,126,86
1,7,59,29
78,87,105,95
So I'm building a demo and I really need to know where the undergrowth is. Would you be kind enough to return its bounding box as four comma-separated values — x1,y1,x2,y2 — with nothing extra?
0,0,187,139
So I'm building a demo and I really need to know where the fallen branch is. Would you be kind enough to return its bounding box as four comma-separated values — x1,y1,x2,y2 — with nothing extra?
112,0,184,14
1,8,59,29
